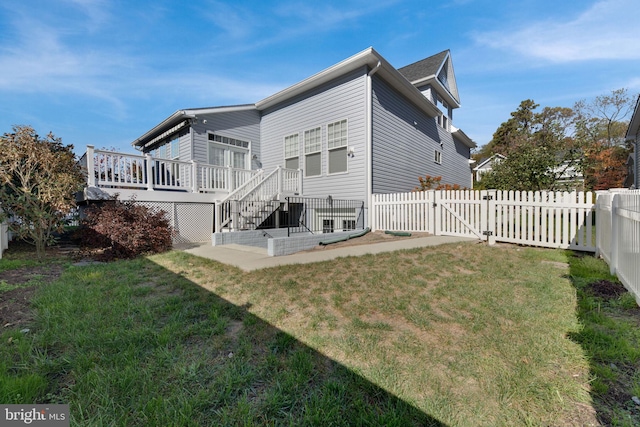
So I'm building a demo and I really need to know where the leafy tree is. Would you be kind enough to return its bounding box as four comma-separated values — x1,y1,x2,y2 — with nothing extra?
474,100,581,191
583,144,629,190
0,125,85,258
574,88,635,189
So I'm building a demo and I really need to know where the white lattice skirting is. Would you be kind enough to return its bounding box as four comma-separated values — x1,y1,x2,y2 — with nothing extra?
136,201,214,244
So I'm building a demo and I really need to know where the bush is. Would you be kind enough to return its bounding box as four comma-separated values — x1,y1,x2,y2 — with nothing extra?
79,197,173,259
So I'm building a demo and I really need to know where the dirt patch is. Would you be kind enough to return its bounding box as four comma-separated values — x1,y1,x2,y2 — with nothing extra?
0,265,66,329
302,231,431,252
0,286,37,329
0,265,65,286
588,280,627,299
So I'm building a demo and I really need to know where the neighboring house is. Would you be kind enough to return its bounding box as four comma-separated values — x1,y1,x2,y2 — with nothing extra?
473,154,506,182
472,153,583,190
80,47,476,242
553,158,584,191
625,95,640,189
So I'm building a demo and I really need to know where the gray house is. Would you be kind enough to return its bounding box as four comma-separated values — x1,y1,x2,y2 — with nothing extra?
626,95,640,188
80,47,475,245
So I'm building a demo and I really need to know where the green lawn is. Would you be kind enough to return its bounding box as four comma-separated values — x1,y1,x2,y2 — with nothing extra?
1,241,639,426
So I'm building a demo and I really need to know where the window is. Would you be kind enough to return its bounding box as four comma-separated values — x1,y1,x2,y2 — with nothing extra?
327,119,348,174
207,133,250,169
322,219,334,233
284,134,299,169
342,219,356,231
434,150,442,164
169,136,180,159
208,133,250,148
304,127,322,177
436,95,450,131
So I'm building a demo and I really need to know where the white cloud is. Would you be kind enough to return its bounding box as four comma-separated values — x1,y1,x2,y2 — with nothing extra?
473,0,640,62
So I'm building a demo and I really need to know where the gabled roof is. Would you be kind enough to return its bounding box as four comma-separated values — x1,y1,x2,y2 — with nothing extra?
398,50,460,109
255,47,442,119
473,153,506,171
626,95,640,142
132,48,472,149
397,50,448,82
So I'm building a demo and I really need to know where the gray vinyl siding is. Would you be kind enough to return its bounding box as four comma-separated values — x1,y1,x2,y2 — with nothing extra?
261,67,368,202
371,75,471,194
179,130,190,160
190,109,261,168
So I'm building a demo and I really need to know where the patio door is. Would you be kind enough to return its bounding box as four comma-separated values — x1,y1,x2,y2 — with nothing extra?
208,143,249,170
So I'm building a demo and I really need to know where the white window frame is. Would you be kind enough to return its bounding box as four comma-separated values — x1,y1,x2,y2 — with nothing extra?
327,119,348,175
436,95,450,131
284,133,300,170
207,132,251,170
434,149,442,164
304,126,322,177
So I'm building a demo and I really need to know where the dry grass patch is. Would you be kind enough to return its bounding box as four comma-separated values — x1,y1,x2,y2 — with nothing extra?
153,243,599,426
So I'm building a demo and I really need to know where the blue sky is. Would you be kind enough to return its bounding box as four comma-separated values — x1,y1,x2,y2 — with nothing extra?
1,0,639,155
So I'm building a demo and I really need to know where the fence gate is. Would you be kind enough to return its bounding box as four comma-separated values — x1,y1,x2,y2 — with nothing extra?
373,190,596,252
434,190,490,241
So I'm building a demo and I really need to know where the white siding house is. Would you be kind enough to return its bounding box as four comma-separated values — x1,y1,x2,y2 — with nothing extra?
80,47,476,241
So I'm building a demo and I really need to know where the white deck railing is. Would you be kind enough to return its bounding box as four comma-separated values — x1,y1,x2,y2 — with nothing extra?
84,145,260,194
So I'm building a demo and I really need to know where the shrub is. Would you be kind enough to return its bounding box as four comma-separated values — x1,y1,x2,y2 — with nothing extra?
79,196,173,259
414,175,467,191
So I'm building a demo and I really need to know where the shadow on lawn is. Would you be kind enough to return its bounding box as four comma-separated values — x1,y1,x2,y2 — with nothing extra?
40,256,447,426
566,251,640,426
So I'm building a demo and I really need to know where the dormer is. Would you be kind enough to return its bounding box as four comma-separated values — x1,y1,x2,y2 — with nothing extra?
397,50,460,129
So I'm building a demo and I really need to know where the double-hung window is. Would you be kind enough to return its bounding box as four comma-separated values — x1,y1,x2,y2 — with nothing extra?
284,134,299,169
434,150,442,164
304,127,322,177
327,119,348,174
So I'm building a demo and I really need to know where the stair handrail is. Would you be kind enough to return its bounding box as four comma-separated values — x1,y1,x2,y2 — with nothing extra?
217,167,282,232
223,169,265,202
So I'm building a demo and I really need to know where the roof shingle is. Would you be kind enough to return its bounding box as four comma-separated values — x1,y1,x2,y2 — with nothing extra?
397,50,449,83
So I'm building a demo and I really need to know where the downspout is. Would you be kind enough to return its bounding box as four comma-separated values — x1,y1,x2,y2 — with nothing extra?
366,60,381,230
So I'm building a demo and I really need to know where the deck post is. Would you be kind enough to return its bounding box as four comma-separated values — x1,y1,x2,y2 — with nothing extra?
277,165,282,196
145,154,154,191
214,202,221,233
297,168,303,195
191,161,198,193
86,145,95,187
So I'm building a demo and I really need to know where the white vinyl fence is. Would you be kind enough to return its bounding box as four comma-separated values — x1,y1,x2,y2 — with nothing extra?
0,220,10,260
595,190,640,305
372,190,596,251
